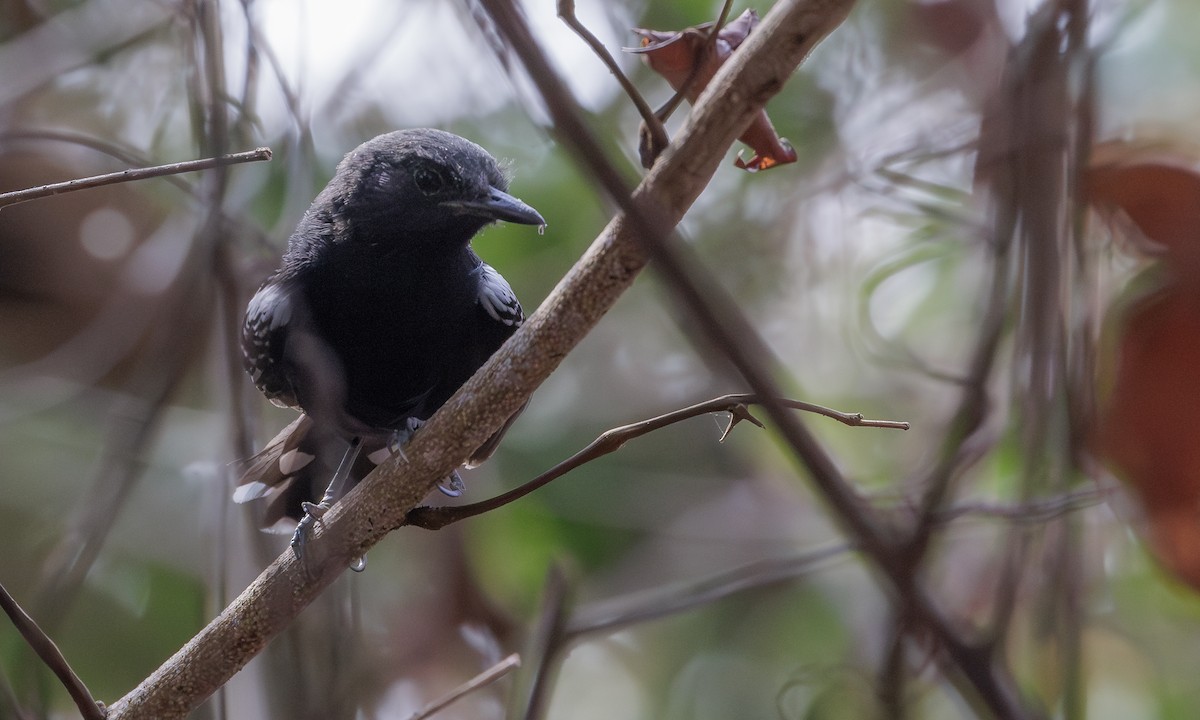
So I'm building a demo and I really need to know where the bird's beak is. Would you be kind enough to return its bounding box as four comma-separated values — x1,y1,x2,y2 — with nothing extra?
442,187,545,227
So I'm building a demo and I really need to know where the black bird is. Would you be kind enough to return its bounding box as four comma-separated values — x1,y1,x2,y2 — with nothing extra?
236,128,544,543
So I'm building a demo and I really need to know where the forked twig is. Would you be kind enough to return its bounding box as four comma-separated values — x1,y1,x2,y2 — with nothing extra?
520,485,1100,717
0,581,104,720
0,147,271,209
407,394,907,531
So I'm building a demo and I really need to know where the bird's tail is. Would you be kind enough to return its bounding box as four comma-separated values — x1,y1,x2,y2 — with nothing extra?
234,415,381,532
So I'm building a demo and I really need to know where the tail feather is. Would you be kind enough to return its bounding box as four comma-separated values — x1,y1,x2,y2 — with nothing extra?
237,403,525,529
236,415,377,529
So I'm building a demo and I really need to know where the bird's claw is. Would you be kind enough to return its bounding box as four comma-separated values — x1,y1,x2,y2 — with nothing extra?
291,501,330,561
437,469,467,497
291,504,369,573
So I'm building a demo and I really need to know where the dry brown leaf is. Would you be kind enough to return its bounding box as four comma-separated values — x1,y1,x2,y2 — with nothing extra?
627,10,797,172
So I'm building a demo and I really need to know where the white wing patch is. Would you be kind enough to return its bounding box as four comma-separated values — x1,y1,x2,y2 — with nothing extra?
246,283,293,332
476,263,523,327
243,284,292,383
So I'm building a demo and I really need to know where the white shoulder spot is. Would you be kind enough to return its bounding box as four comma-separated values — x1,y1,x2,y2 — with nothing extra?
246,283,294,331
476,263,523,327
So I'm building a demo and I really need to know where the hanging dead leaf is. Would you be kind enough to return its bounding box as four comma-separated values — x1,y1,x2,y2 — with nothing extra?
1094,283,1200,588
627,9,797,172
1089,144,1200,589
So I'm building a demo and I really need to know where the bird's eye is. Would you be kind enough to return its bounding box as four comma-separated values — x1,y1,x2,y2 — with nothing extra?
413,166,447,195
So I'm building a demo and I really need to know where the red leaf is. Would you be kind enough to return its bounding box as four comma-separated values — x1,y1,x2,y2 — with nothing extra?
627,10,796,172
1088,158,1200,271
1090,144,1200,589
1095,284,1200,589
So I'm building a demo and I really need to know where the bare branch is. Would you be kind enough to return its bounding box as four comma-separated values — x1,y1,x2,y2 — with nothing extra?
517,567,571,720
932,488,1105,525
407,393,907,531
0,581,104,720
567,543,852,638
0,147,271,209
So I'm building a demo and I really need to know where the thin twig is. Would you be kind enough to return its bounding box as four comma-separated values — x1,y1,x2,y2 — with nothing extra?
877,611,911,719
0,147,271,209
519,567,571,720
0,581,104,720
667,0,736,118
932,488,1105,525
406,653,520,720
556,0,668,161
407,393,906,531
0,130,276,252
562,487,1102,641
567,543,852,638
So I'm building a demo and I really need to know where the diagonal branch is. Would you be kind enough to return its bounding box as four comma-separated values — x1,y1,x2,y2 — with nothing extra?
0,582,104,720
407,653,520,720
104,1,854,718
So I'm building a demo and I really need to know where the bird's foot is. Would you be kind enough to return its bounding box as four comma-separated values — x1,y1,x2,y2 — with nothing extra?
387,419,466,497
290,501,329,561
291,502,368,573
387,416,426,455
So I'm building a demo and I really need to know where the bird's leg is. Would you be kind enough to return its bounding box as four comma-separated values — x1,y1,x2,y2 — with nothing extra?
292,436,363,561
387,418,467,497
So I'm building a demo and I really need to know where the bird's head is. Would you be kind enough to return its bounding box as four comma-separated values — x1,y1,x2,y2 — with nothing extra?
328,128,544,250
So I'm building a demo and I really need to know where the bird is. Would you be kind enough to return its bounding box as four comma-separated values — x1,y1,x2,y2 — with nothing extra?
235,128,544,553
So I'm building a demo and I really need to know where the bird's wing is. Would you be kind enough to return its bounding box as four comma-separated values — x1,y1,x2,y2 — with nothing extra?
466,262,526,467
475,262,524,328
242,281,300,408
243,277,357,432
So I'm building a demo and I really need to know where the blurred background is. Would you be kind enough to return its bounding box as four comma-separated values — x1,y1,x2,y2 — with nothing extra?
2,0,1200,718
